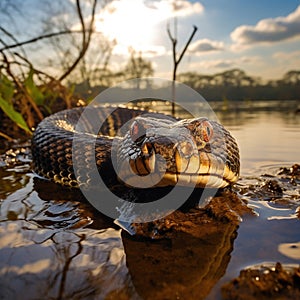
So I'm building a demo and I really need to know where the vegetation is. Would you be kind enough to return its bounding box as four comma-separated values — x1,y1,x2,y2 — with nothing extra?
177,69,300,101
0,0,299,141
0,68,76,140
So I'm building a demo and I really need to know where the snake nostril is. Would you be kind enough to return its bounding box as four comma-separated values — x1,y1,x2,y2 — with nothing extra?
179,141,194,157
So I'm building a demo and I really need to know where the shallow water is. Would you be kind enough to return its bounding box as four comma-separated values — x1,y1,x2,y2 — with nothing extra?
0,100,299,299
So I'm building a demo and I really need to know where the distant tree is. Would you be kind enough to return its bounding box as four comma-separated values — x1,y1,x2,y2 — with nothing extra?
123,49,154,89
124,49,154,78
282,70,300,85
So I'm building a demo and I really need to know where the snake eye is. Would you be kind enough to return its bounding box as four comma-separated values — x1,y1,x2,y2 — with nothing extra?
130,120,146,142
201,120,213,142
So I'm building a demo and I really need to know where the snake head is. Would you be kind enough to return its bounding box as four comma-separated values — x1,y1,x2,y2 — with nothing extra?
117,115,240,188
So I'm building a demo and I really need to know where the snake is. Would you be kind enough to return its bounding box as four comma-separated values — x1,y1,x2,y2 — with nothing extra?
32,105,240,190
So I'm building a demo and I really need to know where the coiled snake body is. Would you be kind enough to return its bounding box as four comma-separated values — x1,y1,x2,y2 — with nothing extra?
32,105,240,189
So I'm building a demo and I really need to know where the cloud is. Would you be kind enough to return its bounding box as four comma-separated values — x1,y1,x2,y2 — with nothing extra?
272,50,300,72
194,59,235,70
189,39,224,54
239,55,263,64
191,55,263,70
144,0,204,17
273,50,300,61
231,5,300,49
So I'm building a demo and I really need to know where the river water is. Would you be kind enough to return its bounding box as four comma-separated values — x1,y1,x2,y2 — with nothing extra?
0,100,299,299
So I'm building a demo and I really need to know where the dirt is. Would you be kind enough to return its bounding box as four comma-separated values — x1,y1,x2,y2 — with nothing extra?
221,262,300,300
121,190,254,299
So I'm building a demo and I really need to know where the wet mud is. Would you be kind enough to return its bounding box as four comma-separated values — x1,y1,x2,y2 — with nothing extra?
222,262,300,300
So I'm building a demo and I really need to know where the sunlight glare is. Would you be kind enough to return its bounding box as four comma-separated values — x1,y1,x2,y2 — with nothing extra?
96,0,167,51
95,0,203,54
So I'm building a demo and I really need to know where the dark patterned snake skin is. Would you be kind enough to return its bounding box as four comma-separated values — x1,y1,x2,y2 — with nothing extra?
32,105,240,189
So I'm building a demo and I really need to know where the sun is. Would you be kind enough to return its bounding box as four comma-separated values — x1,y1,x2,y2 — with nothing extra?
95,0,204,55
95,0,171,52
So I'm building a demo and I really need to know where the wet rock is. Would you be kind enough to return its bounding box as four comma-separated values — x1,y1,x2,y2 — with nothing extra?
234,164,300,213
130,189,253,239
221,262,300,300
277,163,300,186
0,142,31,166
260,179,283,197
278,164,300,177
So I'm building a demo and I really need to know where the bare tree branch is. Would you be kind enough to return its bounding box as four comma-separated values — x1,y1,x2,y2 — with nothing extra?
0,26,19,47
13,52,56,82
0,130,13,141
0,26,29,72
167,23,177,72
59,0,97,81
76,0,86,47
176,25,197,67
0,29,84,51
167,23,198,116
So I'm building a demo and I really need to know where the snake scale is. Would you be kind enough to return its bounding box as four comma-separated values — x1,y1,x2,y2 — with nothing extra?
32,105,240,189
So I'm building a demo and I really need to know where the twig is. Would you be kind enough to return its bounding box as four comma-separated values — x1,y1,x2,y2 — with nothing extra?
176,25,198,67
0,131,14,141
13,52,56,81
167,24,198,116
59,0,97,81
0,29,83,52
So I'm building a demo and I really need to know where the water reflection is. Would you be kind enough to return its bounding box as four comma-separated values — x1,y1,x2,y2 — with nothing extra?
0,159,243,299
1,155,139,299
0,221,137,299
122,218,237,299
278,242,300,260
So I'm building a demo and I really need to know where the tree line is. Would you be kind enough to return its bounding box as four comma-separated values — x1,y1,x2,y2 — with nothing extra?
75,67,300,102
177,69,300,101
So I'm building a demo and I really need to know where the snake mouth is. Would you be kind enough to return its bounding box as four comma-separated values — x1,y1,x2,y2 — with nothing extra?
160,172,232,188
119,143,238,189
119,168,236,189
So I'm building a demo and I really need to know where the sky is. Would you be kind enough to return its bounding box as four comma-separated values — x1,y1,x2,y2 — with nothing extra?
93,0,300,80
2,0,300,81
